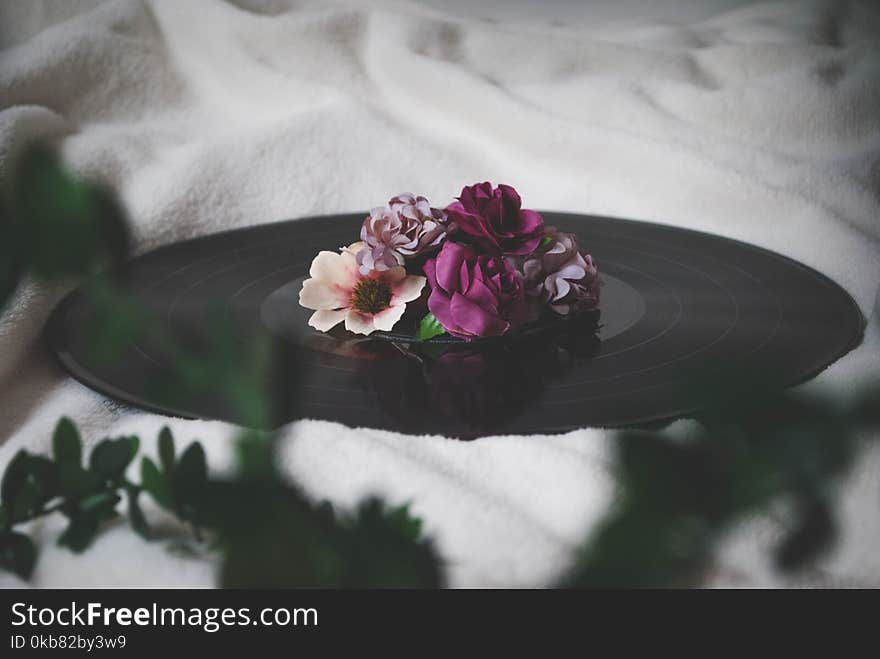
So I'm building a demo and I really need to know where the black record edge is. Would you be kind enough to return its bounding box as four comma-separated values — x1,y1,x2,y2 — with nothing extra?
45,288,199,421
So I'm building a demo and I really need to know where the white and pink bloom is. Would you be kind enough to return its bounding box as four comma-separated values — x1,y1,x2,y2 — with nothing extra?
299,242,426,336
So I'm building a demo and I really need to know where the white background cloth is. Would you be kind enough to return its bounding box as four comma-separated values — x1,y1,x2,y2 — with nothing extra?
0,0,878,587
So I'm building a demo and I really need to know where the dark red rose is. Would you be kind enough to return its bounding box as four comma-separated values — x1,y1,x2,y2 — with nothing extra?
445,182,544,256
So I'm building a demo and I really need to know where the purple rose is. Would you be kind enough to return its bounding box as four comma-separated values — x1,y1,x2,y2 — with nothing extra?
445,182,544,256
517,228,601,316
356,193,447,275
424,241,524,340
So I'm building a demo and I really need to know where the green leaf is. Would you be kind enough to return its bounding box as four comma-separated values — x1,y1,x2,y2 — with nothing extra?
126,487,149,539
0,198,22,313
1,452,59,519
1,451,29,507
235,431,275,480
158,427,175,474
175,443,207,489
81,278,147,365
12,144,130,279
417,312,446,341
383,502,423,543
140,458,173,511
315,500,335,522
58,515,99,553
343,497,442,588
11,482,43,522
539,235,554,250
853,383,880,427
52,417,82,468
0,531,37,579
775,496,835,572
89,436,139,482
58,463,100,500
174,443,207,519
53,423,91,499
78,491,119,515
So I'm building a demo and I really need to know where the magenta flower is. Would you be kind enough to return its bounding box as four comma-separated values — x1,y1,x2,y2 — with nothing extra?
423,241,525,340
518,229,600,316
356,193,447,274
445,182,544,256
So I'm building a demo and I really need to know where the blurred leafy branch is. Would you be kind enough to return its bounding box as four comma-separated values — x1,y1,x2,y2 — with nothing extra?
0,418,440,587
0,145,442,586
562,375,879,587
0,143,876,588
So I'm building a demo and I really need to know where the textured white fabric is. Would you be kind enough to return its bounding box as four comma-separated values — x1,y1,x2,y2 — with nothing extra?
0,0,878,587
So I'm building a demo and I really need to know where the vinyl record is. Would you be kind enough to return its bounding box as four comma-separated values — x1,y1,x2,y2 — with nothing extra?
46,213,865,438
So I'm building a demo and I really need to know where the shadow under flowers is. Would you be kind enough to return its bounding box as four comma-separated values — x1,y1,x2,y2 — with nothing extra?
343,311,601,439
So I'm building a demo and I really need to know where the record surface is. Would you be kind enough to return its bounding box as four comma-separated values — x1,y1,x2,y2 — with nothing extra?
46,213,865,438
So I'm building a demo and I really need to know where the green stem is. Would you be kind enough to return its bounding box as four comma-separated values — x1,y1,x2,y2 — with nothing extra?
9,499,67,527
123,479,142,493
8,479,143,531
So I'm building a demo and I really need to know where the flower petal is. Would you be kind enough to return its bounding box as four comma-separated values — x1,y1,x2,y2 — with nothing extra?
342,241,364,255
423,258,438,287
344,309,377,335
465,277,500,312
371,304,406,332
383,265,407,284
451,209,500,252
391,275,426,304
557,263,587,281
518,208,544,234
308,308,347,332
552,277,572,301
435,241,472,292
427,288,455,333
299,278,348,310
450,291,509,338
309,250,351,287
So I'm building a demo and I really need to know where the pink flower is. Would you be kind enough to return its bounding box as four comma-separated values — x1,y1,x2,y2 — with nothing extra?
299,243,426,335
445,182,544,256
356,193,447,274
518,229,600,316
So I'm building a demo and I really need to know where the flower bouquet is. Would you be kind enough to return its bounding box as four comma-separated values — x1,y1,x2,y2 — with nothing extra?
299,182,601,342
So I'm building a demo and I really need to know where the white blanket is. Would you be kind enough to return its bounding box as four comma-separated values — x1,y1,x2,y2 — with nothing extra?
1,0,878,588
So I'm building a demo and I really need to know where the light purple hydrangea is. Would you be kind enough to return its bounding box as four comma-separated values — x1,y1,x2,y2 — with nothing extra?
516,228,600,316
356,193,447,275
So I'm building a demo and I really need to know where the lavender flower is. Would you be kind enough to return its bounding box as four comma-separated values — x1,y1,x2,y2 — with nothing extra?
517,228,600,316
356,193,447,275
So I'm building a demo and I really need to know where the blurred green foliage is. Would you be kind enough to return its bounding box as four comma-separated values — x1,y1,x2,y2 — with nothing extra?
0,419,441,587
561,372,879,587
0,419,139,574
0,144,442,587
6,145,129,284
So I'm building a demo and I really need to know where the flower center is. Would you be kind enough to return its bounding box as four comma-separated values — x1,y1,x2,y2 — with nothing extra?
351,278,393,314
